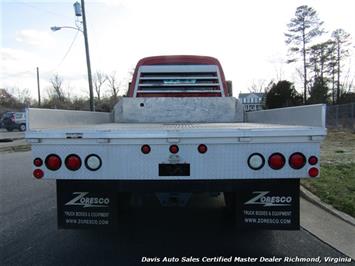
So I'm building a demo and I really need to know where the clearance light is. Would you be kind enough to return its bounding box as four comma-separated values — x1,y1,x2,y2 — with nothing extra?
268,153,285,170
289,152,306,169
65,154,82,171
33,158,43,167
169,145,179,154
248,153,265,170
85,154,102,171
308,156,318,165
141,144,151,154
33,169,44,179
45,154,62,171
198,144,208,154
309,167,319,177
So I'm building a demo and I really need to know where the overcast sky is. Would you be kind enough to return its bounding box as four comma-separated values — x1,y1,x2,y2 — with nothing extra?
1,0,354,99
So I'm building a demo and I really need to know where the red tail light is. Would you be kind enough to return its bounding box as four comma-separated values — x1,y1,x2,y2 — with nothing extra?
33,169,44,179
309,167,319,177
268,153,285,170
169,145,179,154
65,154,82,171
198,144,207,154
33,158,43,167
308,156,318,165
45,154,62,171
141,144,151,154
289,152,306,169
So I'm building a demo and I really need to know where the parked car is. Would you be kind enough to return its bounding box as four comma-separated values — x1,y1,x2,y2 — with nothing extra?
1,112,26,131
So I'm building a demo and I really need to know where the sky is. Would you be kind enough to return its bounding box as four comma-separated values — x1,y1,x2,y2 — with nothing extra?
1,0,355,99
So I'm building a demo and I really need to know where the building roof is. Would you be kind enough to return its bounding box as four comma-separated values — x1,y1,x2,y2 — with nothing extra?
238,92,264,99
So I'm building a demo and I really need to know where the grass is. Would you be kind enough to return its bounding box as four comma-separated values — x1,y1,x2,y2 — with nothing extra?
302,129,355,217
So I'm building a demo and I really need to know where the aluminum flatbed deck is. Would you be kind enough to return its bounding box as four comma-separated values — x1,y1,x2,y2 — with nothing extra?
26,122,326,140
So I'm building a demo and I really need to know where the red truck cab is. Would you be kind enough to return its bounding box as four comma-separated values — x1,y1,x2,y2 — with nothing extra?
128,55,229,97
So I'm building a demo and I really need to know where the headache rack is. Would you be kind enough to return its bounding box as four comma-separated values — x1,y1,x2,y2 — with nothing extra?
134,65,224,96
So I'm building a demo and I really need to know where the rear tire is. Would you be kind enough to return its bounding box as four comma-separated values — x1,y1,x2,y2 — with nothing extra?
19,124,26,131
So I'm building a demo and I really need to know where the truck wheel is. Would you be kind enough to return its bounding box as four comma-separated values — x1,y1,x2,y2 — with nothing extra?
19,124,26,132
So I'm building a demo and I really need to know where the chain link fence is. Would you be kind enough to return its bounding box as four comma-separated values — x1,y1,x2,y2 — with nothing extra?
326,103,355,129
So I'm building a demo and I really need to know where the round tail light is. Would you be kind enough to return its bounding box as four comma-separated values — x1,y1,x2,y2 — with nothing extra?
309,167,319,177
289,152,306,169
85,154,102,171
33,158,43,167
308,156,318,165
169,145,179,154
268,153,285,170
141,144,151,154
65,154,82,171
45,154,62,171
33,169,44,179
198,144,207,154
248,153,265,170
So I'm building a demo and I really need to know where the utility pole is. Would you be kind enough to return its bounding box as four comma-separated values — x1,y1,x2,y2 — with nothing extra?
52,1,94,111
79,0,94,111
36,67,41,107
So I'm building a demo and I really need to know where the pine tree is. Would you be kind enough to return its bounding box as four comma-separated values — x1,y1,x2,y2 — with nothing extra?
265,80,303,109
331,29,352,103
285,5,324,104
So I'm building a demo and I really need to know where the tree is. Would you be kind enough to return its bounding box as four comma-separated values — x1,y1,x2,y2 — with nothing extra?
248,79,266,93
307,77,330,104
331,29,352,103
264,80,303,109
49,73,65,102
106,71,120,100
308,40,333,86
93,71,107,102
0,88,18,108
285,5,324,104
338,92,355,104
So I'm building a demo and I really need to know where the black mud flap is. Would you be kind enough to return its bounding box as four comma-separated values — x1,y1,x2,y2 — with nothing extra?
57,180,118,230
235,179,300,230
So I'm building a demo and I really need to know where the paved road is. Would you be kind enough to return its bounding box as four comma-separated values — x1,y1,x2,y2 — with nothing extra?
0,129,24,140
0,152,351,266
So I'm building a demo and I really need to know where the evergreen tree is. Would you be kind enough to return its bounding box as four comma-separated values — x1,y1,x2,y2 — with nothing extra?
285,5,324,104
265,80,303,109
308,77,330,104
331,29,352,103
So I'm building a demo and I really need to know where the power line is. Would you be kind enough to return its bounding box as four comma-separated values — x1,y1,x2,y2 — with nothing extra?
51,30,80,73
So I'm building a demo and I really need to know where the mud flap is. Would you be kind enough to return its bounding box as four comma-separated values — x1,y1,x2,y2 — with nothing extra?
56,180,118,230
235,179,300,230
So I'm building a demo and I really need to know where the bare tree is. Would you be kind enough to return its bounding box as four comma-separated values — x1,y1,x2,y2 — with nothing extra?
106,71,120,100
93,71,107,102
248,79,266,93
50,73,65,102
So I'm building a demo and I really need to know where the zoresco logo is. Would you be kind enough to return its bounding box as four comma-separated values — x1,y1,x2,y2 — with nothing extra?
245,191,292,207
65,192,110,208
